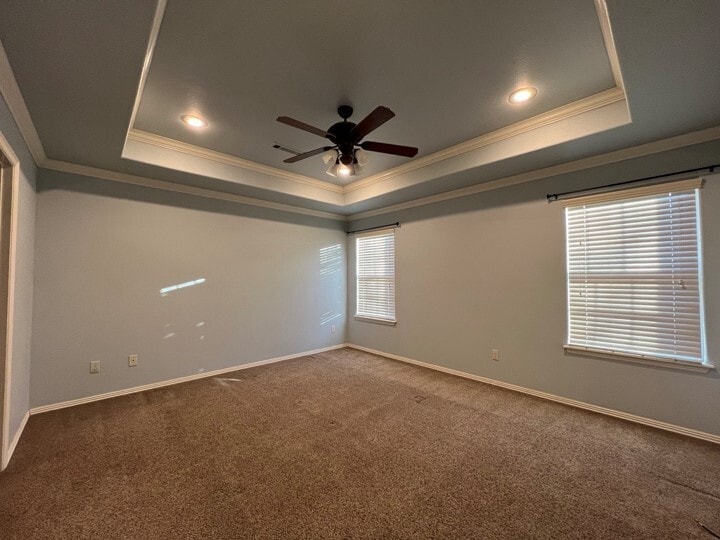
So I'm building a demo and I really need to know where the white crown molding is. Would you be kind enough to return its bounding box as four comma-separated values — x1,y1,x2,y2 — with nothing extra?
120,0,628,202
1,2,638,218
345,87,626,194
125,88,629,211
347,124,720,221
42,159,348,222
38,122,720,223
594,0,626,94
126,88,626,201
0,1,715,222
117,0,630,205
124,0,167,141
30,344,349,415
348,345,720,445
127,129,344,194
0,39,46,164
345,1,624,195
27,122,720,224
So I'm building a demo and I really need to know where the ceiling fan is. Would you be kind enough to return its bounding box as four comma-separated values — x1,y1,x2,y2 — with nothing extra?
276,105,418,177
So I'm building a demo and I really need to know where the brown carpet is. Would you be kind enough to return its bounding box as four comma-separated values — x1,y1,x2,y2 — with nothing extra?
1,348,719,539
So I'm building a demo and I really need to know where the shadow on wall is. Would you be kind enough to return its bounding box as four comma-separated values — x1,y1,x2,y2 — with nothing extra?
37,168,347,232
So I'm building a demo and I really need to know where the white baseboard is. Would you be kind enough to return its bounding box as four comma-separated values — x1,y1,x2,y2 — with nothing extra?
27,342,719,446
2,409,29,470
30,344,349,415
347,344,720,445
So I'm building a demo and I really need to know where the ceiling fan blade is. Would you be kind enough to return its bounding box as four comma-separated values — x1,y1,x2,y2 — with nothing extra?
350,106,395,140
283,146,333,163
360,141,418,158
277,116,329,138
272,143,301,155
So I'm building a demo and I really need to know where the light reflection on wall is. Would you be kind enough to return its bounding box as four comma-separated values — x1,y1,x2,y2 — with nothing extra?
160,277,206,296
197,321,205,340
319,244,343,326
320,311,341,325
320,244,342,276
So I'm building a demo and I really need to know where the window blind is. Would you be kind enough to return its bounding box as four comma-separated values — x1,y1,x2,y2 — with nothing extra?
356,230,396,322
566,183,704,363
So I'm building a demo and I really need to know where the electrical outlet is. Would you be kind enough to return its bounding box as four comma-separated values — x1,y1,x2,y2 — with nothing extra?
128,354,138,367
331,325,336,334
491,349,500,361
90,360,100,374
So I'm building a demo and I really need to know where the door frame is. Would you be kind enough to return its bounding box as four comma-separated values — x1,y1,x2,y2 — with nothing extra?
0,129,19,471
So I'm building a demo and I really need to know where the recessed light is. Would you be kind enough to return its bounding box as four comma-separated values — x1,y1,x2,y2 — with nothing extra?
508,87,537,104
181,114,208,128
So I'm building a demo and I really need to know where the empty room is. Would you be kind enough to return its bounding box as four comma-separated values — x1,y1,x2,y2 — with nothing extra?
1,1,720,538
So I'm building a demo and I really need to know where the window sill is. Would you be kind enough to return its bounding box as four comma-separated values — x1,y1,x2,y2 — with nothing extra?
564,345,715,373
354,315,397,326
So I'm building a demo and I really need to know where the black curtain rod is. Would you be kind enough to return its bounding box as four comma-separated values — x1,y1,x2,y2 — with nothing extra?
547,164,718,202
347,222,400,235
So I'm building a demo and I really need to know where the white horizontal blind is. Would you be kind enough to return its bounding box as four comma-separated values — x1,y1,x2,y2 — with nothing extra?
566,186,703,362
356,230,396,321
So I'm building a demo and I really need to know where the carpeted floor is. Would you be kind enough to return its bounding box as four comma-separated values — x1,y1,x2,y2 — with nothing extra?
1,348,719,539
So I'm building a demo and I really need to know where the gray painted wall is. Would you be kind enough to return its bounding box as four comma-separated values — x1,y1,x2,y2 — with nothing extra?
32,170,346,407
0,92,36,447
348,142,720,435
22,122,720,437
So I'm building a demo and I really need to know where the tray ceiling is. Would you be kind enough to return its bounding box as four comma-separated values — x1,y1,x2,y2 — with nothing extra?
1,0,719,218
132,0,615,184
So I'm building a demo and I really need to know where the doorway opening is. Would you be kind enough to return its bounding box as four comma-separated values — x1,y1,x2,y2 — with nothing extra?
0,144,16,470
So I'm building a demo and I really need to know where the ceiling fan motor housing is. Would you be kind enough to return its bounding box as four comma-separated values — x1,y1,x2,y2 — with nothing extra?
326,121,356,142
327,110,359,163
337,105,353,120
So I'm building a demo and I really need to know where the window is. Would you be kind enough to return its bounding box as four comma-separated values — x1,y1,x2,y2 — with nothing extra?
355,229,396,324
564,179,707,368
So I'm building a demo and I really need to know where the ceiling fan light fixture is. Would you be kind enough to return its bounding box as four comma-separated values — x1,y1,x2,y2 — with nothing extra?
337,162,354,177
322,149,338,165
508,87,537,104
355,148,368,167
181,114,208,128
326,157,356,178
324,150,341,176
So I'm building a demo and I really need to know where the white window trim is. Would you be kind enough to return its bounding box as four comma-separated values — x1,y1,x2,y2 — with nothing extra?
355,228,397,325
563,177,713,371
353,315,397,326
564,345,714,373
